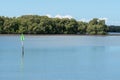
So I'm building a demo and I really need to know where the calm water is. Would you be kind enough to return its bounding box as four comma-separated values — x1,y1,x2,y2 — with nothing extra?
0,35,120,80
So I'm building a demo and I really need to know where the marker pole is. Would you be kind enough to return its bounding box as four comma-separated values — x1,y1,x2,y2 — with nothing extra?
20,34,25,71
21,40,24,58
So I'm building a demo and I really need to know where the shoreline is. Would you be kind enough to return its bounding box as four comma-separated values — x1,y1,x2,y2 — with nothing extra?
0,34,120,36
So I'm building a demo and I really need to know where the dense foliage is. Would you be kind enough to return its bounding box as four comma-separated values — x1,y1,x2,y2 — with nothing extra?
108,25,120,32
0,15,109,35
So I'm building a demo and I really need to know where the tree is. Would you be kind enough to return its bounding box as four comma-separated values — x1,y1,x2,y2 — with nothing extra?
87,18,108,35
65,19,78,34
0,17,4,33
78,21,87,34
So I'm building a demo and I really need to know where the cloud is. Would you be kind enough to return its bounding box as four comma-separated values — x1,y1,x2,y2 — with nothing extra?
99,18,108,22
45,15,109,24
55,14,73,19
46,14,52,18
79,17,108,22
46,14,73,19
79,18,90,22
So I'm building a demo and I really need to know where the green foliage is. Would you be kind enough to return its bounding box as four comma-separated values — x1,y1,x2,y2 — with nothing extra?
0,17,4,33
64,19,78,34
86,18,108,35
0,15,108,35
78,21,87,34
108,26,120,32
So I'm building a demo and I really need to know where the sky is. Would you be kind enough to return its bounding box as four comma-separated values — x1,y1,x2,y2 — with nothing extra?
0,0,120,25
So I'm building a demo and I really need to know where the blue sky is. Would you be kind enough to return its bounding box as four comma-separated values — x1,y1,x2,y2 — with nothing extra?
0,0,120,25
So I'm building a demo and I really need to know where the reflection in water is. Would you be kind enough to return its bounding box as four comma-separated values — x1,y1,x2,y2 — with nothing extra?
20,44,24,80
21,53,24,71
21,40,24,58
21,41,24,72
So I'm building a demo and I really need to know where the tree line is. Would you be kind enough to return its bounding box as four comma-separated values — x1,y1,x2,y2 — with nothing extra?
0,15,109,35
108,25,120,32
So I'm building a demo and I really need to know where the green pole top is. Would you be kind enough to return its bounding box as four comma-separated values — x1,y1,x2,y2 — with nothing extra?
20,34,25,41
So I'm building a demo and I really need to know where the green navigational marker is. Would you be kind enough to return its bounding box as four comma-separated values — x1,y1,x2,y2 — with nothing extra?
20,34,25,41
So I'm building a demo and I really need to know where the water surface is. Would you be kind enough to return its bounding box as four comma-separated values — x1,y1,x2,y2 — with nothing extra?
0,35,120,80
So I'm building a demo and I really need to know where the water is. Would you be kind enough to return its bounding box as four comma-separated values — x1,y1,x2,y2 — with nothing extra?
0,35,120,80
